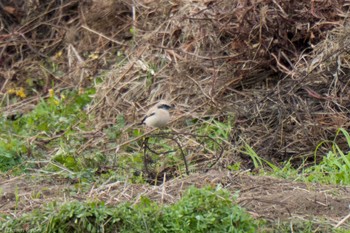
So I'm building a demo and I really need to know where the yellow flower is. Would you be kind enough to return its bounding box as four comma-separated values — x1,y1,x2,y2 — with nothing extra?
55,50,63,59
16,88,26,98
49,89,54,98
7,88,16,94
7,87,26,98
88,53,99,60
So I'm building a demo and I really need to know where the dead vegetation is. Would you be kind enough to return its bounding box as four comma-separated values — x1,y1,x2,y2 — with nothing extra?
1,171,350,228
1,0,350,228
1,0,350,162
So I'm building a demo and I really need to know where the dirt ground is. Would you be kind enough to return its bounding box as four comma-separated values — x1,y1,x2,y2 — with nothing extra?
1,171,350,228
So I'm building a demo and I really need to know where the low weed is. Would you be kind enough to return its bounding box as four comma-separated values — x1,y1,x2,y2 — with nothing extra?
0,186,258,233
195,116,233,150
0,88,94,172
269,219,347,233
239,140,279,173
160,186,257,233
239,128,350,185
300,128,350,185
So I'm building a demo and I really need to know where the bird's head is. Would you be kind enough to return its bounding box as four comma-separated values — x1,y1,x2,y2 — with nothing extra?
156,100,174,111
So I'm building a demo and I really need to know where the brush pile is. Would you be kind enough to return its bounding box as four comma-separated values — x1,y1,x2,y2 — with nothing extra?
1,0,350,168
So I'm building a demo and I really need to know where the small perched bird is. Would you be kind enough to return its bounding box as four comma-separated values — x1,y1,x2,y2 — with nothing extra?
140,100,173,128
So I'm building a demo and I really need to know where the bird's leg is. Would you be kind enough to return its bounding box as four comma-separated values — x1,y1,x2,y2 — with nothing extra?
142,136,150,176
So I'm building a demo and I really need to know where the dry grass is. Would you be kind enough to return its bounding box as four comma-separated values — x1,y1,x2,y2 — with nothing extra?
2,170,350,228
1,1,349,164
1,0,350,227
84,0,350,166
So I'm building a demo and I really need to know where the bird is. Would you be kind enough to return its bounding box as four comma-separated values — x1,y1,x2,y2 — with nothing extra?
140,100,173,128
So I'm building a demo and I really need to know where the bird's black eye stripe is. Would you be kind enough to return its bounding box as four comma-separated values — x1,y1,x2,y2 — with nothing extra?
158,104,172,110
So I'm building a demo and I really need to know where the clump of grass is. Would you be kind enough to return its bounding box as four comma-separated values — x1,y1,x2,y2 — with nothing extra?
160,186,257,233
0,186,258,233
0,88,94,172
240,128,350,185
300,128,350,185
0,136,25,172
270,219,346,233
195,116,233,150
237,139,280,175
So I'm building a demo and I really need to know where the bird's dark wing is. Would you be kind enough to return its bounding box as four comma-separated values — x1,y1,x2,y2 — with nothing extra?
140,112,155,125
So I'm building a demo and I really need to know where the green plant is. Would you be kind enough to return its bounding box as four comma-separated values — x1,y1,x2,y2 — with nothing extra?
301,128,350,185
14,186,19,212
241,141,279,172
0,135,24,171
269,218,344,233
0,89,94,172
159,186,257,233
263,128,350,185
196,117,233,150
0,186,258,233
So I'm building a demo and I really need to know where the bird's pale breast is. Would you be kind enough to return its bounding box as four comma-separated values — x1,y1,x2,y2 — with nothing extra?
144,109,170,128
